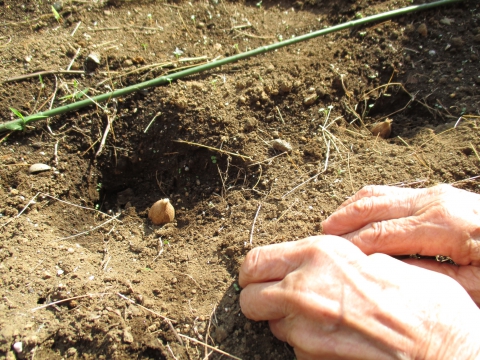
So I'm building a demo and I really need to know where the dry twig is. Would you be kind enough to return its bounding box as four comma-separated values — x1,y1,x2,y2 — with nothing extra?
249,203,262,246
5,70,84,83
31,293,111,311
173,140,252,160
178,333,242,360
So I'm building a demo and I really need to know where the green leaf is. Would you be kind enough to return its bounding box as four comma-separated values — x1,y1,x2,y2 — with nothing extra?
75,88,90,100
51,6,61,22
9,107,24,120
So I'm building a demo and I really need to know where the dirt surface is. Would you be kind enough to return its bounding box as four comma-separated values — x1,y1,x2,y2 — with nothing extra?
0,0,479,358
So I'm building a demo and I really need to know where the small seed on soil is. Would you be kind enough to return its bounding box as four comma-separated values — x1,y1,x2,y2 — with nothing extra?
272,139,293,153
370,118,393,139
148,198,175,225
29,163,51,174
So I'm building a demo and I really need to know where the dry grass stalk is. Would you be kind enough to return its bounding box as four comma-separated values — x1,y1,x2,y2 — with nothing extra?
31,293,111,312
249,203,262,246
177,333,242,360
173,140,252,160
5,70,84,83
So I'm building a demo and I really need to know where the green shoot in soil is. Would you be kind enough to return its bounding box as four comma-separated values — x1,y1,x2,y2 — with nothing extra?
51,6,62,23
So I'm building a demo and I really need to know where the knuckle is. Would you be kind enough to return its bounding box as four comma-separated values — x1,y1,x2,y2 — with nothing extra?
350,197,375,218
358,185,378,197
370,221,386,242
430,183,454,196
361,221,389,250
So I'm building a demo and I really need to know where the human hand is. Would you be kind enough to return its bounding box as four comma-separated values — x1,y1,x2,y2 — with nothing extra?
239,237,480,360
321,185,480,304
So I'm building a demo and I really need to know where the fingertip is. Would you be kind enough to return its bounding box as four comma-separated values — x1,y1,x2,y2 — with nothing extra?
238,247,261,288
239,282,285,321
319,218,330,234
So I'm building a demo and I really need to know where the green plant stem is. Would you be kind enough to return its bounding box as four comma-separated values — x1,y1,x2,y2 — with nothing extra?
0,0,463,133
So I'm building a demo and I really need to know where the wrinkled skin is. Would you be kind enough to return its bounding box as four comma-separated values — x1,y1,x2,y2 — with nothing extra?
322,184,480,304
239,185,480,359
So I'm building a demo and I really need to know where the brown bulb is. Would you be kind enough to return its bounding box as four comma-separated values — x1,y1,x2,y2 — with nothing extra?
370,118,393,139
148,198,175,225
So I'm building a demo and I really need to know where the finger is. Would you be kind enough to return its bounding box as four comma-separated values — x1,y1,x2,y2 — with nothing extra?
342,215,472,265
336,185,418,210
240,281,285,321
403,259,480,305
322,194,418,235
268,319,287,342
239,237,317,288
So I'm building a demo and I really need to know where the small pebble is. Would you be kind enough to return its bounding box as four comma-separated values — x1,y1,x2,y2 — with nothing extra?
303,94,317,106
123,329,133,344
86,52,101,64
439,17,454,26
29,163,51,174
12,342,22,354
451,37,464,48
66,348,77,356
53,1,63,11
123,59,133,67
85,52,101,70
272,139,292,153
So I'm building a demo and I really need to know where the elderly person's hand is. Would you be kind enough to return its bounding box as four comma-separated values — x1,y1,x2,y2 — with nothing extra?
239,237,480,360
322,184,480,304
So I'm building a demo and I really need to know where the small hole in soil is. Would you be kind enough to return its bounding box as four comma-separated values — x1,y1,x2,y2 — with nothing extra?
37,297,46,304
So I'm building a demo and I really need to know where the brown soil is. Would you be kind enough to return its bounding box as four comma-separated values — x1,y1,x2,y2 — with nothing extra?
0,0,479,359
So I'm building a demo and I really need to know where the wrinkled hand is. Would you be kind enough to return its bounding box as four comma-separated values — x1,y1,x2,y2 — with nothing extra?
239,237,480,360
322,184,480,304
